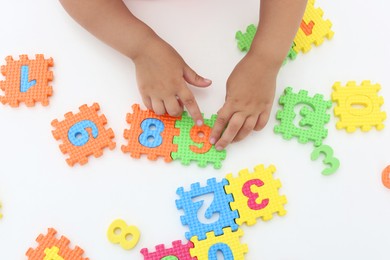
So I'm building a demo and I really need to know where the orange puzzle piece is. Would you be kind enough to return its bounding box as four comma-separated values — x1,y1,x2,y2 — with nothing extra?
0,54,53,107
26,228,89,260
51,103,116,166
121,104,180,162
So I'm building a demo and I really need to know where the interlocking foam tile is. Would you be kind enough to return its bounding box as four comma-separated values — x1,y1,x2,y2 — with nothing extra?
283,43,298,65
331,80,386,132
235,24,257,52
51,103,116,166
172,112,226,169
190,227,248,260
0,54,53,107
293,0,334,54
311,144,340,175
274,87,332,147
44,246,64,260
121,104,180,162
382,165,390,189
140,240,196,260
176,178,238,241
26,228,89,260
225,164,287,226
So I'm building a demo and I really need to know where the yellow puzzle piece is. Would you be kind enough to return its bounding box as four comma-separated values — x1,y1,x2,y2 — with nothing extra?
293,0,334,53
43,246,64,260
332,80,386,132
225,164,287,226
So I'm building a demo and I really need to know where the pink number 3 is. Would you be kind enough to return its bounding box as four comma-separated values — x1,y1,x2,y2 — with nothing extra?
242,179,269,210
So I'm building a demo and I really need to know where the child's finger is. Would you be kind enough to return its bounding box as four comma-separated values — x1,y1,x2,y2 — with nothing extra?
151,98,166,115
214,113,246,150
177,87,203,126
164,97,183,117
233,116,257,142
142,96,153,110
210,106,233,145
183,65,212,88
254,110,271,131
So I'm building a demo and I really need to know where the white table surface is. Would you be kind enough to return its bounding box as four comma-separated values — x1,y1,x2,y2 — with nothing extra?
0,0,389,259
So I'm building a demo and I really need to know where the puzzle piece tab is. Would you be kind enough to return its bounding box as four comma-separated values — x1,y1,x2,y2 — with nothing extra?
141,240,196,260
176,178,238,240
121,104,180,162
0,54,53,107
332,80,386,132
172,112,226,169
26,228,88,260
293,0,334,53
51,103,116,166
225,164,287,225
274,87,332,146
190,227,248,260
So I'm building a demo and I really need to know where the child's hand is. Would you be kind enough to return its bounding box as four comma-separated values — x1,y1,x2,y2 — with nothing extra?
133,35,211,125
210,51,279,150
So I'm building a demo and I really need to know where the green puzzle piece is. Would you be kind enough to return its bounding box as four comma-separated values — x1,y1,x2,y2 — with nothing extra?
172,112,226,169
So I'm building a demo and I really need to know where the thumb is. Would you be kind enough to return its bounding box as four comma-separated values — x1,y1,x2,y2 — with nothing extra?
183,65,212,88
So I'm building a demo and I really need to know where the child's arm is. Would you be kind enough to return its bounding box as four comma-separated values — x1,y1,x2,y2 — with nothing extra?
210,0,308,150
59,0,211,125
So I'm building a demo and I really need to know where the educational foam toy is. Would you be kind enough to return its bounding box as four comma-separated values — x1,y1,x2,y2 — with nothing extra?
26,228,88,260
190,227,248,260
172,112,226,169
107,219,141,250
382,165,390,189
121,104,180,162
141,240,196,260
235,24,257,52
0,54,53,107
274,87,332,146
331,80,386,132
51,103,116,166
311,144,340,175
44,246,64,260
225,164,287,225
294,0,334,53
176,178,239,241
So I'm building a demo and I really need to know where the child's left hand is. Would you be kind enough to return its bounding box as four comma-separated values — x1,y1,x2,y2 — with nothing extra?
210,51,280,150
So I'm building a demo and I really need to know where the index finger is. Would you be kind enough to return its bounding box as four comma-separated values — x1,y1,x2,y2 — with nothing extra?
178,87,203,126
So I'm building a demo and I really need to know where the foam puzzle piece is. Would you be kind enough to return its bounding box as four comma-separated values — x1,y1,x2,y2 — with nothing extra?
311,144,340,175
293,0,334,53
176,178,239,241
225,164,287,225
274,87,332,147
107,219,141,250
172,112,226,169
382,165,390,189
51,103,116,166
0,54,53,107
121,104,180,162
235,24,257,52
0,201,2,219
44,246,64,260
26,228,89,260
190,227,248,260
332,80,386,132
141,240,196,260
283,43,298,65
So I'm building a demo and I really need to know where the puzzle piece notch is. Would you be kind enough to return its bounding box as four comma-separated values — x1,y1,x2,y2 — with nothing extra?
141,240,196,260
26,228,89,260
311,144,340,175
274,87,332,147
190,227,248,260
172,112,226,169
293,0,334,53
51,103,116,166
121,104,180,162
0,54,53,107
332,80,386,132
225,164,287,226
176,178,239,241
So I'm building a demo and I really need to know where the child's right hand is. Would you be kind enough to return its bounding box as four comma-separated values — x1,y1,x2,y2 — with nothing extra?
132,34,211,125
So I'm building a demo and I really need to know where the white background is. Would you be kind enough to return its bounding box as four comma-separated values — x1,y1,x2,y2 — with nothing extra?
0,0,390,259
